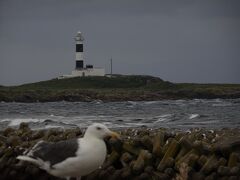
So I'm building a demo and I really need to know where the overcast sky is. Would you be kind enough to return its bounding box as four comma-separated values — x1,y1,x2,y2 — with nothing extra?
0,0,240,85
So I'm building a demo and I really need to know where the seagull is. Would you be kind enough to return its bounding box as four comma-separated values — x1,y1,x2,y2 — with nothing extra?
17,123,120,180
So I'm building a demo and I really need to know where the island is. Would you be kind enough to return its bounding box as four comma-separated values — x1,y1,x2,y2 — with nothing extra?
0,75,240,102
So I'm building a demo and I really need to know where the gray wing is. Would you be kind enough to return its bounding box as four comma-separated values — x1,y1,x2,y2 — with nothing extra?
30,138,79,166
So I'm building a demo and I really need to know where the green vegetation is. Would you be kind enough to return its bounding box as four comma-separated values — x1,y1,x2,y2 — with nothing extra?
0,75,240,102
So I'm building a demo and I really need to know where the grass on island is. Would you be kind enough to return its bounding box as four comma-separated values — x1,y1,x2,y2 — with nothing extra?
0,75,240,102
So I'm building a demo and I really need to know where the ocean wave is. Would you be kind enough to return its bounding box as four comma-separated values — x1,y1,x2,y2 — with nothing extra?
189,114,200,119
143,101,159,105
212,103,233,107
2,118,46,126
154,114,173,123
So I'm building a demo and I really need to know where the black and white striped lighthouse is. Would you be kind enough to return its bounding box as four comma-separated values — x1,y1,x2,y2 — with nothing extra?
75,31,84,69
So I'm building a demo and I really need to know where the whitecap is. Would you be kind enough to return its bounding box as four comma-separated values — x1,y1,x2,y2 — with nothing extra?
4,118,45,126
154,114,173,123
189,114,200,119
212,103,232,107
144,101,158,105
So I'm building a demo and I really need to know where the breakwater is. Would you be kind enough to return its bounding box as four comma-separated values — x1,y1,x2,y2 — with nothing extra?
0,123,240,180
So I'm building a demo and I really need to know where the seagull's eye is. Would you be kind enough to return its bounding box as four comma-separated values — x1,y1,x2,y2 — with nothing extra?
96,127,102,130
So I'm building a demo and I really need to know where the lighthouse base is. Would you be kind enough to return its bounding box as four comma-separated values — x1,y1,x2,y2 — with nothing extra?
58,68,105,79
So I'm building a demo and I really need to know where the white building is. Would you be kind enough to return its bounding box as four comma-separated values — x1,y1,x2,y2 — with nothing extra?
59,31,105,79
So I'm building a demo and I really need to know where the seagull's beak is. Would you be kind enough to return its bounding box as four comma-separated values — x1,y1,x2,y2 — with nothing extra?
109,131,120,139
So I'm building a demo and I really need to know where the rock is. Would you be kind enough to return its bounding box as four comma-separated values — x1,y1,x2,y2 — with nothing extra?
190,172,205,180
132,150,152,175
98,169,110,179
103,151,120,168
230,166,240,176
19,122,30,130
228,152,239,167
217,157,227,167
31,130,45,140
228,176,238,180
176,136,192,161
8,170,17,178
152,131,165,157
197,155,208,167
138,172,150,180
213,136,240,156
176,149,199,169
205,172,217,180
108,137,123,152
85,169,101,180
3,147,15,158
217,166,231,176
144,166,154,174
164,168,175,177
140,135,153,151
44,129,61,140
106,166,115,174
152,171,170,180
157,139,179,171
7,136,21,147
3,127,15,136
120,152,133,167
109,169,122,180
122,142,140,156
121,166,132,179
200,155,218,175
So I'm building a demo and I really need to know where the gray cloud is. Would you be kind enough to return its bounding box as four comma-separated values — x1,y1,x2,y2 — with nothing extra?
0,0,240,85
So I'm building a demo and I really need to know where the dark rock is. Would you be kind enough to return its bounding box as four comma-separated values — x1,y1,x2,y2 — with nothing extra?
217,157,227,167
31,130,45,140
19,122,30,130
106,166,115,174
132,150,152,175
103,151,120,168
197,155,208,167
140,135,153,151
144,166,154,174
217,166,231,176
228,152,239,167
213,136,240,156
228,176,238,180
230,166,240,176
157,139,179,171
120,152,133,167
190,172,205,180
164,168,175,177
122,142,140,156
152,131,165,157
121,166,132,179
138,172,150,180
98,170,110,179
109,169,122,180
7,135,21,147
205,172,217,180
200,155,218,175
3,127,15,136
108,137,123,152
152,171,170,180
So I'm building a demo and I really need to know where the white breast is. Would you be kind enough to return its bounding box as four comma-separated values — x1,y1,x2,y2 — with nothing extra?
50,137,107,178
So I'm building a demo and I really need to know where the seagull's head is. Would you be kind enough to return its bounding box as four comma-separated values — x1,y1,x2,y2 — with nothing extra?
84,123,120,140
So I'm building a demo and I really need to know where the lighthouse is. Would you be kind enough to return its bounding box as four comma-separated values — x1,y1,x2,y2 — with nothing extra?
75,31,84,69
59,31,105,79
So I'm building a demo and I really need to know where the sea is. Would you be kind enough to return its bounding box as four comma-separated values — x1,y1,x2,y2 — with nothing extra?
0,99,240,131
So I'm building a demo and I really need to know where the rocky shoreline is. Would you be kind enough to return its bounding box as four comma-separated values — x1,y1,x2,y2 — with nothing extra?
1,89,240,103
0,123,240,180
